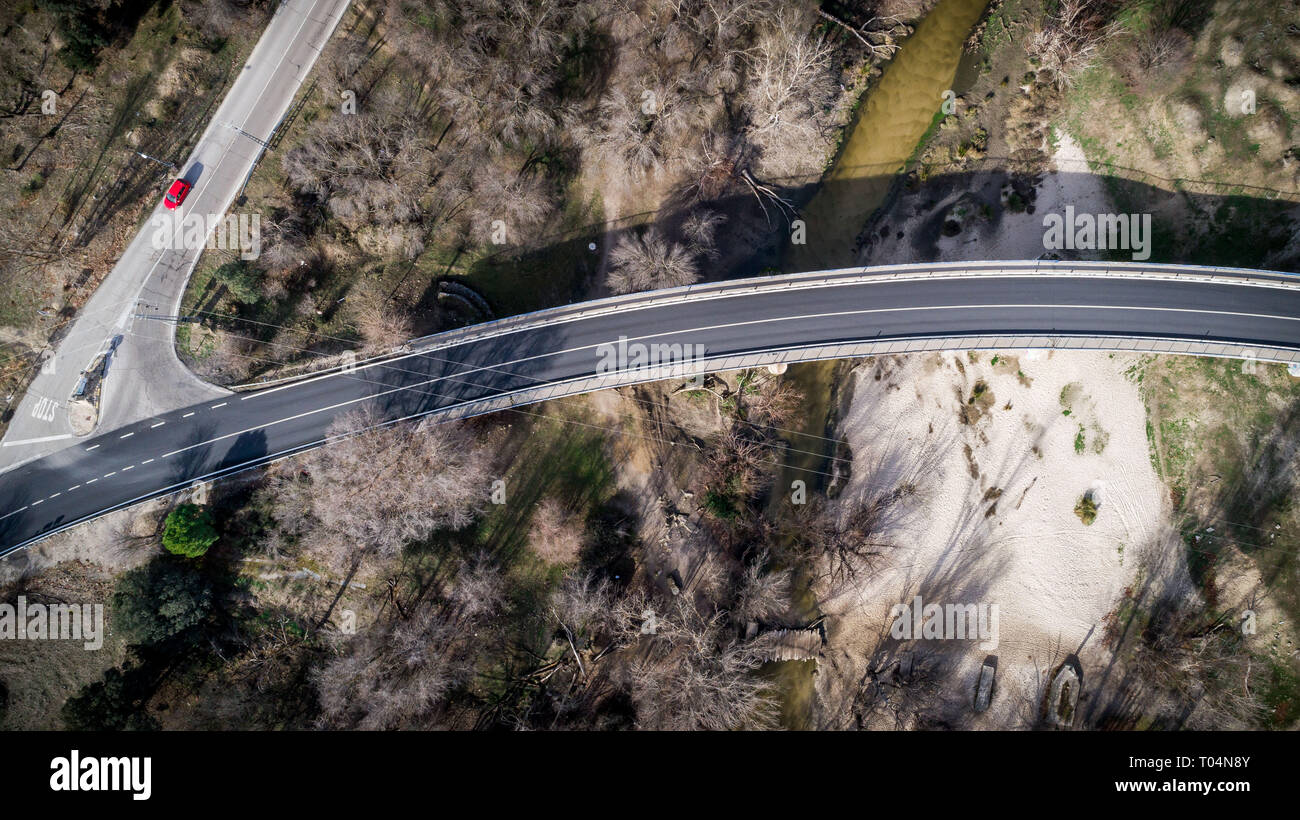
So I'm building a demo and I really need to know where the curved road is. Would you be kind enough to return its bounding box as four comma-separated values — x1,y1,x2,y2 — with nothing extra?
2,259,1299,554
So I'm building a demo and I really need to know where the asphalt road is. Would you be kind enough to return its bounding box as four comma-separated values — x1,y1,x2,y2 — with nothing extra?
0,0,352,472
2,260,1299,554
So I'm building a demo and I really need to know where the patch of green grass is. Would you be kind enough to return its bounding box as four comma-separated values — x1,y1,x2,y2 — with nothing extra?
1261,660,1300,728
1158,417,1193,482
978,9,1013,55
1145,417,1162,478
473,410,614,562
907,107,947,173
703,472,753,522
703,488,742,520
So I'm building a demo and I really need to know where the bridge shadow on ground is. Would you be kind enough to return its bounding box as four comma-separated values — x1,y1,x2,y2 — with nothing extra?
452,161,1299,321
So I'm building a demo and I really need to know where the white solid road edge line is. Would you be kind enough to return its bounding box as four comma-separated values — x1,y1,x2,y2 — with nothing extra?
1,433,73,447
3,315,1282,555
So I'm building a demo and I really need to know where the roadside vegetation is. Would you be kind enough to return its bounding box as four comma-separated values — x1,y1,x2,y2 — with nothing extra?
1056,0,1300,269
4,0,937,732
1116,354,1300,728
45,366,838,729
175,0,905,386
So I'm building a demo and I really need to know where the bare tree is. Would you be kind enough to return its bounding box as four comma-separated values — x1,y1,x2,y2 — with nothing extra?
1129,26,1191,74
790,486,915,585
529,497,586,565
314,556,505,729
742,8,838,177
703,425,772,507
620,596,778,730
731,551,791,624
680,208,726,259
265,408,492,570
740,372,803,427
463,157,556,248
512,569,782,730
848,641,951,730
1027,0,1114,91
352,296,413,354
605,226,700,294
591,82,712,179
282,91,429,229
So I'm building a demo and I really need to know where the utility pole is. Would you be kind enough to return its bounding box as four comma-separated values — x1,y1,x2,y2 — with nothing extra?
133,151,176,170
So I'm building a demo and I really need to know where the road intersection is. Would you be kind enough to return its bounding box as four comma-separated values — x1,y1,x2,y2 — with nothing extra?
0,0,351,473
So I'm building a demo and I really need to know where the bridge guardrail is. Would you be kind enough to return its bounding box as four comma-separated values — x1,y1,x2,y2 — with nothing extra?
228,260,1300,392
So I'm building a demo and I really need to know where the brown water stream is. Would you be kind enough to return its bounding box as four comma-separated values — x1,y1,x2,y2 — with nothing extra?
787,0,992,273
766,0,991,730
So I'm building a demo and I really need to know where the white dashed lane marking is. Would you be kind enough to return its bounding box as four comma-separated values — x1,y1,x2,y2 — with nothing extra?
103,472,116,478
122,466,134,472
86,478,98,484
120,432,134,439
85,444,100,451
183,412,195,418
151,421,165,428
211,402,228,409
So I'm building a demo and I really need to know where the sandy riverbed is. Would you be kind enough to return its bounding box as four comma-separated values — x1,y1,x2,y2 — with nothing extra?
819,348,1172,727
816,137,1179,728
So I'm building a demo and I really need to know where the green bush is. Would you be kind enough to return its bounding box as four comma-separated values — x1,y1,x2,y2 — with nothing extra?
38,0,112,71
162,503,218,557
212,260,262,304
703,488,741,520
1262,661,1300,728
1074,494,1098,525
61,666,159,730
112,558,213,645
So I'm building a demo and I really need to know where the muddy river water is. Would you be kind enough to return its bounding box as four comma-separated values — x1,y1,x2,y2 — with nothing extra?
788,0,991,273
768,0,990,729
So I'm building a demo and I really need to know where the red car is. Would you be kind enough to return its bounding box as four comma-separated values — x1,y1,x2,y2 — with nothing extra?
164,178,191,210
